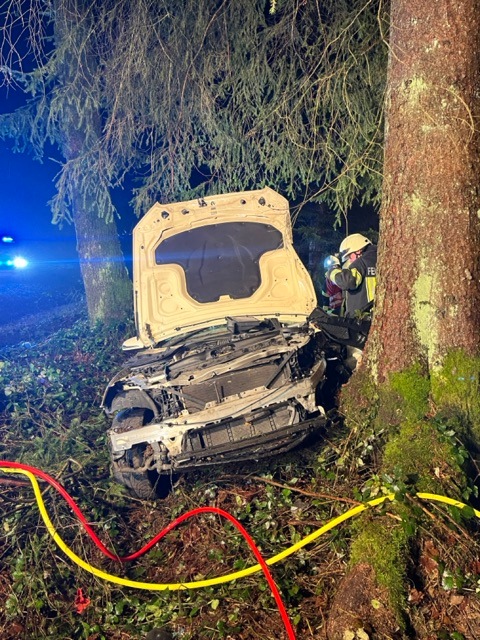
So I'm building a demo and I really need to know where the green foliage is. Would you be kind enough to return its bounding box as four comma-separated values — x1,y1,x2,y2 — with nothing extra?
0,0,388,222
1,319,479,638
0,320,354,638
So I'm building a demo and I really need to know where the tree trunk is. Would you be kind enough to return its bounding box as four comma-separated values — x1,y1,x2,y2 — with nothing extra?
71,172,133,324
53,0,132,323
368,0,480,381
332,2,480,636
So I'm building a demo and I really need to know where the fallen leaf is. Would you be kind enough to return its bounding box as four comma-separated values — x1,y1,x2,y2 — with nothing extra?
6,622,24,635
408,588,424,604
420,553,439,576
424,539,440,557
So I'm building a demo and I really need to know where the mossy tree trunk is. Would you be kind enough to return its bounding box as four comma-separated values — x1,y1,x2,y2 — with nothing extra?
368,0,480,380
60,121,133,324
54,0,132,324
69,157,133,325
333,2,480,636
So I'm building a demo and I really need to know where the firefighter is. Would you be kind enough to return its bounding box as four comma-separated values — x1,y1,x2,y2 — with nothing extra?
325,233,377,318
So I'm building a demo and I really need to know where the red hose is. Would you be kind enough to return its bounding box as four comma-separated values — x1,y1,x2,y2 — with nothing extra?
0,460,297,639
0,461,122,560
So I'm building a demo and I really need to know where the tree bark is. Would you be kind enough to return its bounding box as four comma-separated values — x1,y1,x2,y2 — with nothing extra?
53,0,132,323
72,180,133,324
368,0,480,380
332,2,480,635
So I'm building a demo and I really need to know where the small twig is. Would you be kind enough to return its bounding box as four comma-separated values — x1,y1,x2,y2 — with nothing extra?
55,457,84,480
407,495,471,549
423,499,477,545
0,501,36,522
385,511,403,522
0,477,30,487
288,510,401,529
219,473,361,506
288,519,327,527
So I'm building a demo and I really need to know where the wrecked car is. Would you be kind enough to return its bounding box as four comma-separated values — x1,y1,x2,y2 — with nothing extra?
102,188,367,498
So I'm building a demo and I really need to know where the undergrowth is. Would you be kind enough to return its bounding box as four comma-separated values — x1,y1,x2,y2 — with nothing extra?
0,321,479,639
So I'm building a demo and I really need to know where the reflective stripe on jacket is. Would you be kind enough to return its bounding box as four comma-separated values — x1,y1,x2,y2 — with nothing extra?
327,244,377,317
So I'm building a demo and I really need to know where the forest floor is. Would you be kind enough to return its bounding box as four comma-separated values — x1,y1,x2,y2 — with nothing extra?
0,288,479,639
0,266,85,347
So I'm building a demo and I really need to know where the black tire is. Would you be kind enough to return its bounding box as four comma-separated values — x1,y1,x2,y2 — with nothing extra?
112,464,158,500
111,408,161,499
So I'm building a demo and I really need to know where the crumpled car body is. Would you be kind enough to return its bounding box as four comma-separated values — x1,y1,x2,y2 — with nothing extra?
102,188,348,498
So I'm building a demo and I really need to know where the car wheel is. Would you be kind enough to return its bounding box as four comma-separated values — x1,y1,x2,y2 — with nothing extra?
111,408,160,499
112,461,158,500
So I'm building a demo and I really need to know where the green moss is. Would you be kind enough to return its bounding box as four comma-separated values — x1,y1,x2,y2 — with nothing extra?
412,267,440,364
405,193,442,365
404,75,428,107
389,364,430,421
342,362,429,432
431,350,480,441
372,364,430,430
349,518,408,619
348,414,467,623
89,264,133,324
340,367,379,428
345,357,475,627
374,385,404,429
409,191,426,216
383,420,464,495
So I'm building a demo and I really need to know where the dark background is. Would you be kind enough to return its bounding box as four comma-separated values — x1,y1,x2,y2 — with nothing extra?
0,83,378,333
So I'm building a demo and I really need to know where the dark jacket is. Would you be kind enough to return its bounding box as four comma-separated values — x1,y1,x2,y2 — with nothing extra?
327,244,377,317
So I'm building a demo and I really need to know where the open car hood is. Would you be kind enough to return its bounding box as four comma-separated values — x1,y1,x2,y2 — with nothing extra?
127,187,317,348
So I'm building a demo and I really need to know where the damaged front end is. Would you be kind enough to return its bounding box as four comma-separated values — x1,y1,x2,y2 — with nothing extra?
103,317,331,497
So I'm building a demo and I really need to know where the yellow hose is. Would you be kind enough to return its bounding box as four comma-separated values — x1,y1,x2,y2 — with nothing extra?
1,466,479,591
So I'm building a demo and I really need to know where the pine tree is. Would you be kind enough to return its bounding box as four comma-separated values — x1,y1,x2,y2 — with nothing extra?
0,0,132,322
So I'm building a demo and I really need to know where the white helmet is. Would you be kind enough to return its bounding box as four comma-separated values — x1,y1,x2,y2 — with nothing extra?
339,234,371,263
